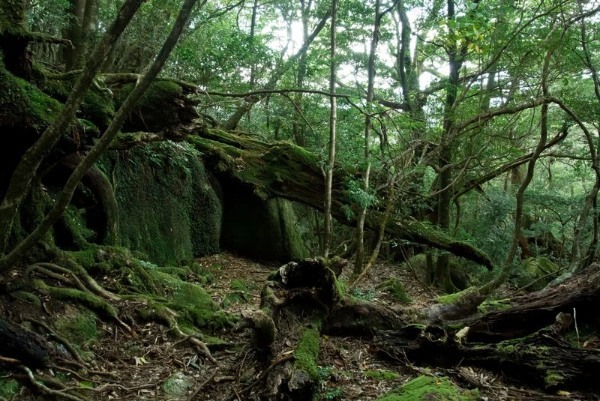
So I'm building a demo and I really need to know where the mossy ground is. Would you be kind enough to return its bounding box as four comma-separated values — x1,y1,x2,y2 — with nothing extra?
375,376,479,401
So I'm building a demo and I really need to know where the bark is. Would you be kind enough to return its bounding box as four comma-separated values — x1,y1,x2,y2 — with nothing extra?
322,0,337,257
354,0,382,277
258,258,600,393
63,0,98,70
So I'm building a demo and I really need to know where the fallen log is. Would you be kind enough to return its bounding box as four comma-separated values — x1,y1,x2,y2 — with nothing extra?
183,127,493,270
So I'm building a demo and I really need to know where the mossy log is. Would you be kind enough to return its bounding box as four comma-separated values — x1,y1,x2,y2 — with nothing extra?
256,259,600,393
372,267,600,391
183,127,494,269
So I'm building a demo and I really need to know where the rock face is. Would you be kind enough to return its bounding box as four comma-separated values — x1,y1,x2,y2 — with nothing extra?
100,141,222,265
219,176,310,262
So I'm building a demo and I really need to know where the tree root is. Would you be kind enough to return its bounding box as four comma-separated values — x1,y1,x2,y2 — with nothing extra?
140,305,218,365
32,278,131,332
0,355,90,401
25,318,86,365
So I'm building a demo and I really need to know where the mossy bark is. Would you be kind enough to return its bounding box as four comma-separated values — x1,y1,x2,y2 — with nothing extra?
186,128,494,269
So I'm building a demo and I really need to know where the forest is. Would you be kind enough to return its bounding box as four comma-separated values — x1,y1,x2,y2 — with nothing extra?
1,0,600,399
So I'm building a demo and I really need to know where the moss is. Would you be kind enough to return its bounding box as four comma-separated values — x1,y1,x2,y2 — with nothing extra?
35,279,118,319
82,88,114,129
375,375,479,401
514,257,561,291
477,298,511,314
116,79,184,132
294,327,321,379
60,204,97,247
98,141,221,265
11,290,42,307
436,286,477,305
0,376,20,399
376,278,412,304
364,370,400,380
54,310,98,348
0,65,63,130
544,371,564,387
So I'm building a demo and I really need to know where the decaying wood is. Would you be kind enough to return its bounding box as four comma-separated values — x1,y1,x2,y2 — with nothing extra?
252,258,600,394
182,127,494,270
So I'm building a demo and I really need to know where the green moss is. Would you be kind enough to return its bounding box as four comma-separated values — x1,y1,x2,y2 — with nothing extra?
117,79,183,108
544,371,564,387
0,376,20,399
35,279,118,318
364,370,400,380
436,286,477,305
0,64,63,130
294,327,321,379
376,278,412,304
477,298,511,314
54,310,98,348
61,204,97,247
514,257,561,291
82,88,114,129
98,141,221,265
375,376,479,401
11,290,42,307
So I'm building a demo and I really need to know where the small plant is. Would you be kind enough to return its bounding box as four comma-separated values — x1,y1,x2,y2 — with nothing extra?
321,386,343,400
318,366,343,401
351,287,375,301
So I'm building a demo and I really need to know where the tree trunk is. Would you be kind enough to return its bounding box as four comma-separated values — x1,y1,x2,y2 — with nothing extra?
184,127,494,269
354,0,381,277
322,0,337,257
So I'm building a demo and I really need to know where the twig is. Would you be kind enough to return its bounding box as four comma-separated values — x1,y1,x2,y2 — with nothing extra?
186,372,216,401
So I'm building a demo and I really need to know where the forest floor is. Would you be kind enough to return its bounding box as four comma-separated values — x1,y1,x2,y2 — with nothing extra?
1,252,594,400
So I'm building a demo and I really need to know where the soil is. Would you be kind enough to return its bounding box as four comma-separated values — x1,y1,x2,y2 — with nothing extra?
0,253,595,400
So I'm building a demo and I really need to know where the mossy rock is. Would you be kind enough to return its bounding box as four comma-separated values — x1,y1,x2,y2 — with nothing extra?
375,375,479,401
115,79,196,132
0,60,63,131
514,257,561,291
376,278,412,304
220,177,309,262
98,141,222,265
53,308,99,358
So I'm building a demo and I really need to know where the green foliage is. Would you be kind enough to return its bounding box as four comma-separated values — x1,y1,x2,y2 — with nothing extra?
0,376,20,399
222,279,252,307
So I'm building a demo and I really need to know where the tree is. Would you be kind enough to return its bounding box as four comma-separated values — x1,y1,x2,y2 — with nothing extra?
0,0,203,269
323,0,338,257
